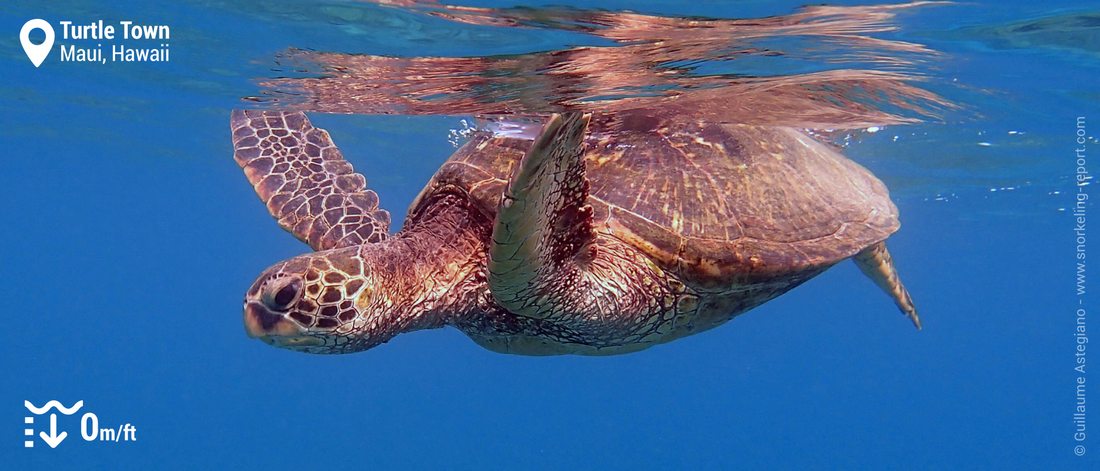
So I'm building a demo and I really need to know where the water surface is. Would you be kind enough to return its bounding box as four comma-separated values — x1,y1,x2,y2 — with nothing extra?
1,0,1096,468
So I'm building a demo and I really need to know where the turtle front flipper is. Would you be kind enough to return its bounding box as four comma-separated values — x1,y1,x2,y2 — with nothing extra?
231,110,390,250
488,114,673,339
489,113,595,319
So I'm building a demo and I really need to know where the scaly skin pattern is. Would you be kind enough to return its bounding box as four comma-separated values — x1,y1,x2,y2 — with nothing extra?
231,110,391,250
237,111,919,355
244,189,695,355
481,113,700,354
243,185,823,355
244,193,489,353
854,241,921,329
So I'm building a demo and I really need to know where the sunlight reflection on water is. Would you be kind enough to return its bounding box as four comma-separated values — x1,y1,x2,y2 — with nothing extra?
252,1,955,132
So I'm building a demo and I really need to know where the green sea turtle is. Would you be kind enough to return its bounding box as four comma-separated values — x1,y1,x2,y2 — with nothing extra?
231,110,920,355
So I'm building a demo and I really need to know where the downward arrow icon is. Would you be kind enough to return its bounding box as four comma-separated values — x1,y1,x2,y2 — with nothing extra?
39,413,67,448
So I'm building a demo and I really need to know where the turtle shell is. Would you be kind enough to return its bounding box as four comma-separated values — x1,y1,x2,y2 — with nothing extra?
409,115,899,291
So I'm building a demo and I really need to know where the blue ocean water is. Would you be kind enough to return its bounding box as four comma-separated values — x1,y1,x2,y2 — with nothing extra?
1,0,1097,468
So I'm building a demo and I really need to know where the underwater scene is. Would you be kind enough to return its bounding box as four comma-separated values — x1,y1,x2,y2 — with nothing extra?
1,0,1098,468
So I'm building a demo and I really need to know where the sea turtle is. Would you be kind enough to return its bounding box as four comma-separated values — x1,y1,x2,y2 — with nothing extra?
231,110,920,355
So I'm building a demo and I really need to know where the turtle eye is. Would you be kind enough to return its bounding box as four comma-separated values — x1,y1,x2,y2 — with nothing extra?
263,277,302,311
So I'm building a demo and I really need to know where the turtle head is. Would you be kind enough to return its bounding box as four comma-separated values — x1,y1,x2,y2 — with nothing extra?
242,247,413,354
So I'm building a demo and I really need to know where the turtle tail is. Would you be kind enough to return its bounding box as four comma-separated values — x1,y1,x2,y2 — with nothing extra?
853,241,922,330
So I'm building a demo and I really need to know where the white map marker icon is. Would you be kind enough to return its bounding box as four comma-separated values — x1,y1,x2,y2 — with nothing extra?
20,19,55,68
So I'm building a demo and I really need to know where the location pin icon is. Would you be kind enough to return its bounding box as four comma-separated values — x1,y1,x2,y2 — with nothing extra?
20,19,55,68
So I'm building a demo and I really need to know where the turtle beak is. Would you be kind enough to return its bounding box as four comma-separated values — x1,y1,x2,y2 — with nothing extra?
244,302,299,338
243,302,325,349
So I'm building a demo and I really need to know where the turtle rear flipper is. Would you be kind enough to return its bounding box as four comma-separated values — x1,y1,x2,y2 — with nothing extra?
853,241,921,329
231,110,390,250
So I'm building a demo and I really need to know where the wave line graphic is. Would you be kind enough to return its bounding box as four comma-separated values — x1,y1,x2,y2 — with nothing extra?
24,400,84,415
